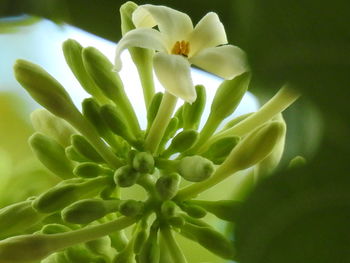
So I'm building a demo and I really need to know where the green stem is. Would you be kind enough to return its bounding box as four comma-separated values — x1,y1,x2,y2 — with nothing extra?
144,92,177,154
200,86,300,151
137,61,155,109
160,226,188,263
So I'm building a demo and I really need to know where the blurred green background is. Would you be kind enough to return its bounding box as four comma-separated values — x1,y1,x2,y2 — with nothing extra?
0,0,349,262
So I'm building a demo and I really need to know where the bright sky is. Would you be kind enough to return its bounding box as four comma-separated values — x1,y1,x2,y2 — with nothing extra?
0,18,258,129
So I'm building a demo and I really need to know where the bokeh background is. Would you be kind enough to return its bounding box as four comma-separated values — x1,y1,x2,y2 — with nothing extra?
0,0,349,262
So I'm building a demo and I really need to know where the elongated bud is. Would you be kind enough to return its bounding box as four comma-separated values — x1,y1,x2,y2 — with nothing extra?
188,200,242,222
178,156,215,182
31,109,76,147
120,1,138,35
62,39,107,103
65,145,89,162
182,85,206,130
146,92,163,131
82,98,109,138
202,136,240,164
156,173,180,200
179,222,235,260
74,162,113,178
180,203,207,218
210,72,250,122
0,200,44,239
174,104,184,128
29,132,74,179
114,165,140,187
41,224,71,234
138,223,160,263
134,229,147,254
288,155,307,169
168,216,185,228
220,121,285,173
71,134,104,163
167,129,198,153
119,200,144,217
33,176,109,213
161,200,176,218
14,59,76,118
158,117,179,151
100,104,135,143
254,115,287,179
133,152,154,173
62,199,120,224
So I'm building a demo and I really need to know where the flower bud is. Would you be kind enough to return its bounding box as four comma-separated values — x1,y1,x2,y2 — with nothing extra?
62,39,106,103
14,59,76,118
178,156,215,182
210,72,250,122
100,104,135,143
168,216,185,228
202,136,240,164
40,224,71,234
179,222,235,260
288,155,307,169
0,200,44,239
29,132,74,179
120,1,138,35
158,117,179,151
146,92,163,131
161,200,176,218
180,203,207,218
71,134,104,163
220,121,286,174
188,200,242,222
73,162,113,178
167,129,198,153
155,173,180,200
33,176,109,213
133,152,155,173
65,145,89,162
114,165,140,187
85,236,114,259
30,109,76,147
62,199,120,224
182,85,206,130
119,200,144,217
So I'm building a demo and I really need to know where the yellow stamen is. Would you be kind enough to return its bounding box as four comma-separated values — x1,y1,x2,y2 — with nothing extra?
171,40,190,57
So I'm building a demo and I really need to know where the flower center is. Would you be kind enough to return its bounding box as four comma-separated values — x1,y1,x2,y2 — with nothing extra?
171,40,190,57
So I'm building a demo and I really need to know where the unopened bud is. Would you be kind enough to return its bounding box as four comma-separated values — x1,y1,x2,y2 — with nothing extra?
178,156,215,182
73,162,113,178
71,134,104,163
40,224,71,234
155,173,180,200
182,85,206,130
119,200,144,217
114,165,140,187
288,155,307,169
167,129,198,153
133,152,154,173
146,92,163,131
180,203,207,218
202,136,240,164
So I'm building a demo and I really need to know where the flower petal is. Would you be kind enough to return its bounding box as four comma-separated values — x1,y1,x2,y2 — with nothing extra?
132,5,193,48
189,45,249,79
114,28,167,71
153,53,196,103
188,12,228,57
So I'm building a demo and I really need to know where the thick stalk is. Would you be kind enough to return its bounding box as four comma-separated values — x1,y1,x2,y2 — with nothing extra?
161,226,188,263
144,92,177,154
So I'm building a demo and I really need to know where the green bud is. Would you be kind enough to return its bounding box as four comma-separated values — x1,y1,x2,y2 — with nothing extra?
202,136,240,164
210,72,250,122
155,173,180,200
179,222,235,260
174,104,184,128
0,200,44,239
178,156,215,182
62,39,107,103
41,224,71,234
65,145,89,162
62,199,120,224
33,176,109,213
82,98,110,137
14,59,76,118
167,129,198,153
138,224,160,263
30,108,76,147
180,203,207,218
71,134,104,163
158,117,179,152
100,104,135,143
188,200,242,222
114,165,140,187
29,132,74,179
73,162,113,178
133,152,155,173
182,85,206,130
120,1,137,35
146,92,163,132
85,236,114,258
168,216,185,228
161,200,176,218
220,121,285,173
119,200,144,217
133,229,147,254
288,155,307,169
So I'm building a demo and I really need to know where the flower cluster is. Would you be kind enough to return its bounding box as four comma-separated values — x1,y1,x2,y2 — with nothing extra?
0,2,300,263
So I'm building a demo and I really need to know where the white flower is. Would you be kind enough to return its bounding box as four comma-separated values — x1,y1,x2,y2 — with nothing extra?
115,4,248,103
